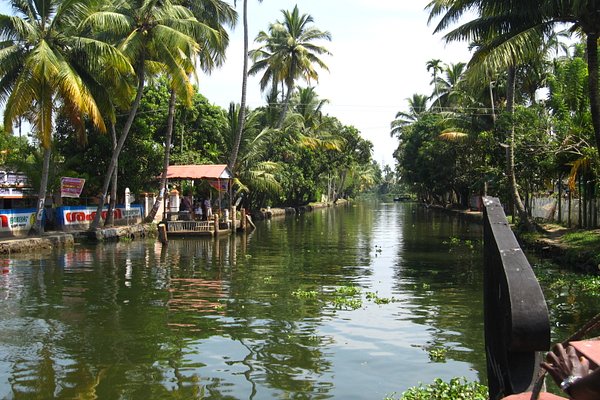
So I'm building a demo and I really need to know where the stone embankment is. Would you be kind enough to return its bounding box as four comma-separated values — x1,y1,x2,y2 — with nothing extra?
0,224,157,255
0,233,75,254
78,223,156,242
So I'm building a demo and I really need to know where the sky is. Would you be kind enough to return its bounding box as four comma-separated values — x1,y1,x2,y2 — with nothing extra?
196,0,473,169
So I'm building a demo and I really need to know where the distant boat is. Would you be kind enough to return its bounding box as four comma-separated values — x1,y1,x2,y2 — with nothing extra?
393,195,411,202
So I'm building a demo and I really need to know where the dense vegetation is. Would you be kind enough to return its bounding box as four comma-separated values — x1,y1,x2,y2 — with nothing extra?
0,0,378,232
391,2,600,229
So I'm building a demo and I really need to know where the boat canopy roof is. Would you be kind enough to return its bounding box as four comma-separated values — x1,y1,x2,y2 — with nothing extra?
166,164,233,180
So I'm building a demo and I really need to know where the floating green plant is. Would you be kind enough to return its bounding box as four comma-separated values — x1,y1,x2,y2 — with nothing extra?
427,346,448,362
335,285,361,296
291,289,319,299
332,296,362,310
366,291,397,304
388,377,487,399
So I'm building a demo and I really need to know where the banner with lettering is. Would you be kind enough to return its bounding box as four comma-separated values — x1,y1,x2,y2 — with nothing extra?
60,177,86,198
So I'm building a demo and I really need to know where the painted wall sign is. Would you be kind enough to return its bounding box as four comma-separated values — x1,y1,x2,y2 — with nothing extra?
57,205,142,227
0,209,36,233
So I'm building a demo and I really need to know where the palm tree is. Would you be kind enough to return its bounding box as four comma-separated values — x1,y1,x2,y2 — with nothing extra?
294,86,328,128
426,59,444,109
249,5,331,128
433,62,467,109
229,0,262,174
87,0,210,230
224,104,282,207
0,0,131,235
390,94,429,137
144,0,236,223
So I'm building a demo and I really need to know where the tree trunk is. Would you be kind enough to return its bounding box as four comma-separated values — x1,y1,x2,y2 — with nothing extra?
276,65,296,129
506,65,534,230
557,173,562,223
335,170,347,201
146,88,177,223
587,33,600,156
30,147,52,236
276,83,293,129
228,0,248,172
90,60,146,230
105,123,118,226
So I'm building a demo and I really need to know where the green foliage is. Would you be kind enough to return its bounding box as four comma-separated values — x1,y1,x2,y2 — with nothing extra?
0,133,35,169
562,230,600,248
550,230,600,266
442,236,477,252
389,377,488,400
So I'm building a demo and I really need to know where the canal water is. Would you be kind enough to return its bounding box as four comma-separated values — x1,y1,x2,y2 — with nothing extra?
0,202,595,399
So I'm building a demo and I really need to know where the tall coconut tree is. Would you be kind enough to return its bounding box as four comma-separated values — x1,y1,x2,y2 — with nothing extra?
0,0,131,235
228,0,262,174
426,58,444,109
294,86,328,128
433,62,467,109
249,5,331,128
224,103,283,207
87,0,210,230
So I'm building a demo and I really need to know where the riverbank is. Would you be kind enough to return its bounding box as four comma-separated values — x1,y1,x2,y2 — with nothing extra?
431,204,600,274
251,199,350,220
518,224,600,274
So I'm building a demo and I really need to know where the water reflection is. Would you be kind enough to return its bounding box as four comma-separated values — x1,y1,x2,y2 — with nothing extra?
0,203,591,399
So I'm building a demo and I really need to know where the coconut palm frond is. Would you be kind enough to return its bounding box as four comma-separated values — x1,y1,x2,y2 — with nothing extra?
567,157,590,192
438,130,468,141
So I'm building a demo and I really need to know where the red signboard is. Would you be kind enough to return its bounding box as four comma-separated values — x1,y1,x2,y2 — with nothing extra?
208,180,228,192
60,177,85,198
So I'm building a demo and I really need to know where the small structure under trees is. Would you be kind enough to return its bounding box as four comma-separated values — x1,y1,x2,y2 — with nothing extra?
161,164,252,237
